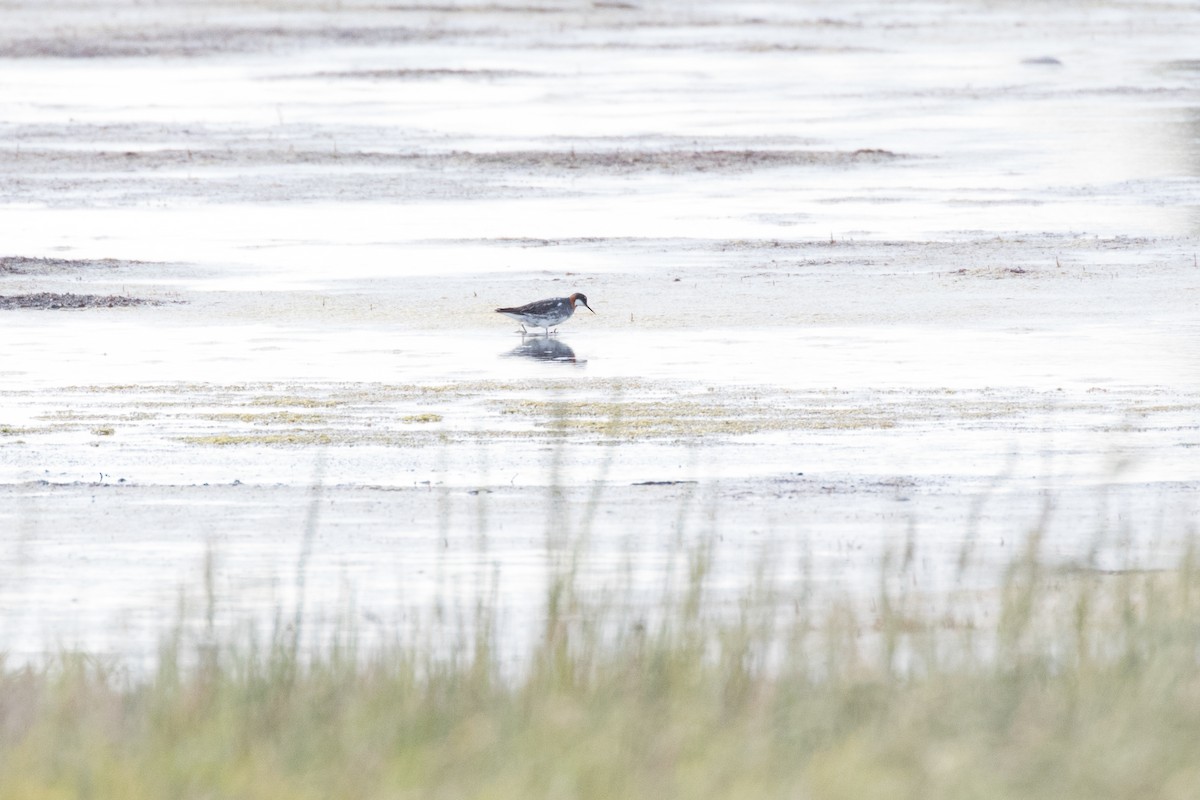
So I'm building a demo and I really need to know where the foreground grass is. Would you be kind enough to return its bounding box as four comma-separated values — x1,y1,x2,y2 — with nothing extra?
3,543,1200,799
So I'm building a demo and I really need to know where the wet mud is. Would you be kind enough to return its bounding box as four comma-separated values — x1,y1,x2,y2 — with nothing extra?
0,293,158,310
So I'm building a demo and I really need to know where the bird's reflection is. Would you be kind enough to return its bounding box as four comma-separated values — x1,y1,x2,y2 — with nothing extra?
503,335,582,364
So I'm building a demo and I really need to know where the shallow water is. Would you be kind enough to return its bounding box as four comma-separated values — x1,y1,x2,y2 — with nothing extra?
0,316,1192,390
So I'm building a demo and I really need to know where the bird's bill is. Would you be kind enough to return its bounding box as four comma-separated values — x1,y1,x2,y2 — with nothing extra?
586,303,595,313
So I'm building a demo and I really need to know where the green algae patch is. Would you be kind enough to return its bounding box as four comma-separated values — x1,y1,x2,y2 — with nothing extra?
16,381,1197,451
180,431,337,447
1,423,65,436
402,413,443,423
0,424,49,436
203,411,329,425
248,395,343,408
176,428,451,447
502,398,896,438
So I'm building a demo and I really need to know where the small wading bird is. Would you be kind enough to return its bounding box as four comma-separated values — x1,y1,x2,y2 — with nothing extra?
495,292,594,335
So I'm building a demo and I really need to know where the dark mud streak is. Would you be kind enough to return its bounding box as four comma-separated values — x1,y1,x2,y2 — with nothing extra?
533,40,880,54
0,26,453,59
447,148,903,171
0,256,151,273
1,147,904,172
292,68,534,80
0,293,162,310
0,175,534,207
380,3,568,12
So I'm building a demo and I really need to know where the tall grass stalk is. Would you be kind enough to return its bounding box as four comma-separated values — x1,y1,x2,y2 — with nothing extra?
2,532,1200,798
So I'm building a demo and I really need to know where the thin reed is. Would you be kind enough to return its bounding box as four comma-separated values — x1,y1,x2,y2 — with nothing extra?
1,535,1199,799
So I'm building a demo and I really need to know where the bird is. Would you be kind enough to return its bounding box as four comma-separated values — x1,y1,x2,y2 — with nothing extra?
495,292,594,335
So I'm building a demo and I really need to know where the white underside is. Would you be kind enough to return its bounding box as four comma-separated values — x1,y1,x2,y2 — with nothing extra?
500,311,571,329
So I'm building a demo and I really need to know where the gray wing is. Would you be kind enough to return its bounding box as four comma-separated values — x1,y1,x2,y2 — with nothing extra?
496,297,566,315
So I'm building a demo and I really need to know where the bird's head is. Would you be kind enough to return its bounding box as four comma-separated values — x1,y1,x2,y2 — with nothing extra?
569,293,595,313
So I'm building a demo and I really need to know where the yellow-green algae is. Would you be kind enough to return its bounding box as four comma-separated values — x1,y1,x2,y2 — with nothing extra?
1,425,41,436
248,395,343,408
202,411,329,424
401,413,444,424
16,380,1198,448
180,431,338,447
503,399,897,437
176,429,519,447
